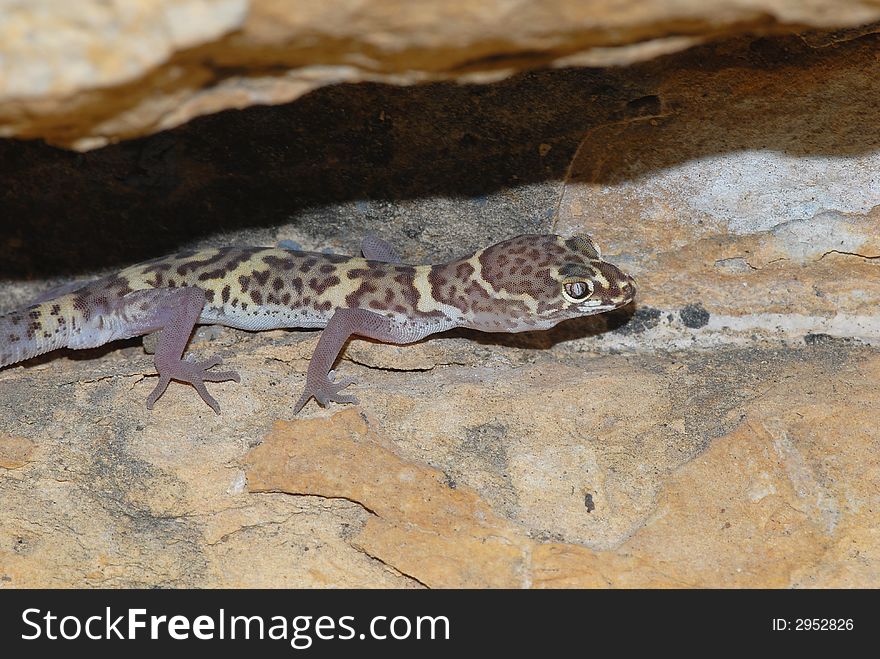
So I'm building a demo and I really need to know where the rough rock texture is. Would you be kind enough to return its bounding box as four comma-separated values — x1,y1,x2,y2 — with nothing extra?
2,331,878,587
1,14,880,587
2,0,880,149
555,35,880,348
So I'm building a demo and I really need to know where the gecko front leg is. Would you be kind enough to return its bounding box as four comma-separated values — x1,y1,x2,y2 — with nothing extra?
293,308,414,414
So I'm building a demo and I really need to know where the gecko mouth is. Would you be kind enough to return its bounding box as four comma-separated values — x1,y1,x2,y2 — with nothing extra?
579,302,625,315
586,274,636,311
617,275,637,304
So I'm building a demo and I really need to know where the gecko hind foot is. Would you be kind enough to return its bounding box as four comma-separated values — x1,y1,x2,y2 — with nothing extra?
146,355,240,415
292,369,359,415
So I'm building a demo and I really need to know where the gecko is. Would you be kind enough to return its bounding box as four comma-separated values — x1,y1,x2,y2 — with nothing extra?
0,234,636,415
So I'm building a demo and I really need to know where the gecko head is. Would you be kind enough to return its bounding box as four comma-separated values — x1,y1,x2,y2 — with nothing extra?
473,234,636,328
551,234,636,316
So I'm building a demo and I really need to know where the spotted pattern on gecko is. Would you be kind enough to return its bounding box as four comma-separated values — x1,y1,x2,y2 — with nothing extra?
0,234,636,415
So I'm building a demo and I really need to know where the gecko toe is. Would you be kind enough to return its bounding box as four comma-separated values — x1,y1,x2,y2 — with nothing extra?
191,380,222,415
293,371,359,414
329,392,359,406
201,369,240,383
200,355,224,370
291,394,310,415
328,369,357,388
145,375,172,410
151,354,239,413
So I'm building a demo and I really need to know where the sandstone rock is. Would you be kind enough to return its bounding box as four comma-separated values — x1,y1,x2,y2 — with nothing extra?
0,434,34,469
0,0,248,100
252,342,880,588
556,33,880,349
1,323,877,586
1,8,879,590
2,1,880,148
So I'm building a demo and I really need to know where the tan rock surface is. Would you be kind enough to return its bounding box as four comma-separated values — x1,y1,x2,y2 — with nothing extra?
1,5,879,591
3,1,880,148
1,325,877,587
555,33,880,349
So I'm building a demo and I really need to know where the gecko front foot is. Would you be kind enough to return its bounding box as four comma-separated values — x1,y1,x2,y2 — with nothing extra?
292,369,359,414
146,354,240,415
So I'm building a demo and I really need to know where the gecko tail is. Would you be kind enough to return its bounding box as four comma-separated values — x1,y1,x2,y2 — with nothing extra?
0,298,74,369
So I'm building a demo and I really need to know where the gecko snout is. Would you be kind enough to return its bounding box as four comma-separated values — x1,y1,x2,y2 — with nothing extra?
619,274,637,303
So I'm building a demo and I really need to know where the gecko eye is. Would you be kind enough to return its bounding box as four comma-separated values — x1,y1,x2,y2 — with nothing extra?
563,280,594,302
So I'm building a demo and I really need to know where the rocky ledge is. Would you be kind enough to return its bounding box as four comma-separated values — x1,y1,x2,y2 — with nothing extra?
0,1,878,587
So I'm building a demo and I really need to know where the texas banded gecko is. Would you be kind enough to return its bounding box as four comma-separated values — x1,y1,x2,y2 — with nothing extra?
0,234,635,415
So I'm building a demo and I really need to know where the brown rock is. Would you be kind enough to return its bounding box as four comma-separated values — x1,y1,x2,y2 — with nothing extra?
1,315,878,587
246,410,532,587
241,344,880,588
3,1,880,148
0,434,35,469
1,7,879,591
621,376,880,587
557,34,880,348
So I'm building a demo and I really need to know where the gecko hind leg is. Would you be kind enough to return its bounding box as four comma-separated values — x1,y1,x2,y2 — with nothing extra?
146,287,239,414
115,287,239,414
